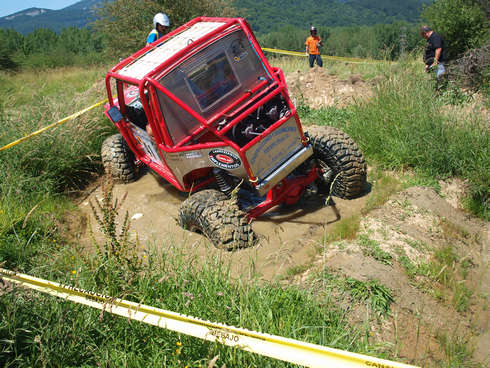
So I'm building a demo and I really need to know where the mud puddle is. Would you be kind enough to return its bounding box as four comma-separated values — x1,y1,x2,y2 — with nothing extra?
79,172,369,281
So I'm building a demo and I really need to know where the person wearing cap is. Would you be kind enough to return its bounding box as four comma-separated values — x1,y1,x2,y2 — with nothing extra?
146,13,170,46
420,26,446,79
305,26,323,68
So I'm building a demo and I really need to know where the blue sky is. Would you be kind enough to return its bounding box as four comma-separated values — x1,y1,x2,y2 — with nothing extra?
0,1,79,17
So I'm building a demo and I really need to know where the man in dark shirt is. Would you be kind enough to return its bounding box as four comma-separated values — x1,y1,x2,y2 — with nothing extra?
421,26,446,79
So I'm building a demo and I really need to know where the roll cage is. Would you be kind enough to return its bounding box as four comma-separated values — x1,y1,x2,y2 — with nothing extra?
104,17,308,194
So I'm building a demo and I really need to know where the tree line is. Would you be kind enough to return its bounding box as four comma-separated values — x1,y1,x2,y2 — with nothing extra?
258,22,423,60
0,27,104,69
1,0,487,75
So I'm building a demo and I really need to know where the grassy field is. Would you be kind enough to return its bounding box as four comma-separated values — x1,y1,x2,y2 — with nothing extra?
272,55,489,219
0,54,488,367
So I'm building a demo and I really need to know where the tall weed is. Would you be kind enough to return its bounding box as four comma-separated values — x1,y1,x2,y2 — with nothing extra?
83,178,143,295
0,182,397,366
0,66,112,272
301,58,489,218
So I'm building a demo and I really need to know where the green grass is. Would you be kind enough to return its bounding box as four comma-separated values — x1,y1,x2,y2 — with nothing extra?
299,58,489,219
361,167,404,214
436,332,482,368
0,66,113,192
358,235,393,266
1,55,487,366
0,189,383,367
397,251,419,280
396,245,474,313
312,270,394,317
12,50,108,71
269,54,389,80
0,66,112,273
344,278,394,317
321,215,361,247
0,259,375,367
284,263,312,278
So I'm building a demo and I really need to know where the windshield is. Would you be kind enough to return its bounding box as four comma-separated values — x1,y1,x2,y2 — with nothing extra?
156,30,268,145
186,52,239,111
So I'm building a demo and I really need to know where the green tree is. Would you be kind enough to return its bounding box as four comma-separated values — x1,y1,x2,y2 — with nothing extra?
0,29,24,54
22,28,59,55
0,43,17,71
59,27,103,54
422,0,489,59
258,23,421,60
259,25,313,53
94,0,236,57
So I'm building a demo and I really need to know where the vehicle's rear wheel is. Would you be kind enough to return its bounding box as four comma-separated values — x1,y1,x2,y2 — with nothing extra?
178,189,256,250
101,134,137,183
309,126,367,199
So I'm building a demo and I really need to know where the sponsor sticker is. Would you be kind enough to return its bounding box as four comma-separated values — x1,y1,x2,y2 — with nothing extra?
209,149,241,170
131,124,162,164
185,151,202,159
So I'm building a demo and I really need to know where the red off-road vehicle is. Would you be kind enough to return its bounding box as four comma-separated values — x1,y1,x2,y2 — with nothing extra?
102,17,366,249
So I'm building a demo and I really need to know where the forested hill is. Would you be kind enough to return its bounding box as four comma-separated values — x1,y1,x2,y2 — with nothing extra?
236,0,432,33
0,0,432,35
0,0,101,34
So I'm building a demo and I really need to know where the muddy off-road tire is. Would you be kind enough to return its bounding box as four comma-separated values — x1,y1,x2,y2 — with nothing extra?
101,134,137,183
178,189,256,250
309,127,367,199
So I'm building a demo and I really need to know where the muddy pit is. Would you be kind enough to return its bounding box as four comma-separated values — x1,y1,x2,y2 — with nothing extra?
77,70,488,367
79,170,367,281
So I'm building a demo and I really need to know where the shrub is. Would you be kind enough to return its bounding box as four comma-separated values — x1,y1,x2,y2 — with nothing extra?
422,0,489,59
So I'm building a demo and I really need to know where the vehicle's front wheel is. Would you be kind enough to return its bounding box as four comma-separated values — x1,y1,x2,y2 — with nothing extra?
309,126,367,199
178,189,257,250
101,134,137,183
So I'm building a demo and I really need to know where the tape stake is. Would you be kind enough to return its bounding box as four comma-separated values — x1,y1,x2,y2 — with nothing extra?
0,268,418,368
0,99,108,152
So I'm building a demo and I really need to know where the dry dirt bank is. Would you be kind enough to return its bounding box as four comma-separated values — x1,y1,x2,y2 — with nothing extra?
285,66,374,108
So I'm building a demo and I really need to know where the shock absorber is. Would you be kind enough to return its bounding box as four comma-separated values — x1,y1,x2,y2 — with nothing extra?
213,168,232,195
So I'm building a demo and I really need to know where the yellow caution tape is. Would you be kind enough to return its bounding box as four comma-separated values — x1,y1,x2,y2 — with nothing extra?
262,47,309,57
0,99,108,152
0,268,418,368
0,46,386,153
261,47,388,64
0,47,383,153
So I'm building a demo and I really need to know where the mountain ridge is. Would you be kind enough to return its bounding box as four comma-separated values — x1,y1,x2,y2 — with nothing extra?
3,8,53,21
0,0,101,34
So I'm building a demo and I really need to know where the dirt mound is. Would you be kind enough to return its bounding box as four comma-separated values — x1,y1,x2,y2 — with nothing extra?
285,67,374,108
295,186,489,366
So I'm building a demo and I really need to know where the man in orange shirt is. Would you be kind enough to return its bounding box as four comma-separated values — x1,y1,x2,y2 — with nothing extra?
305,26,323,68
